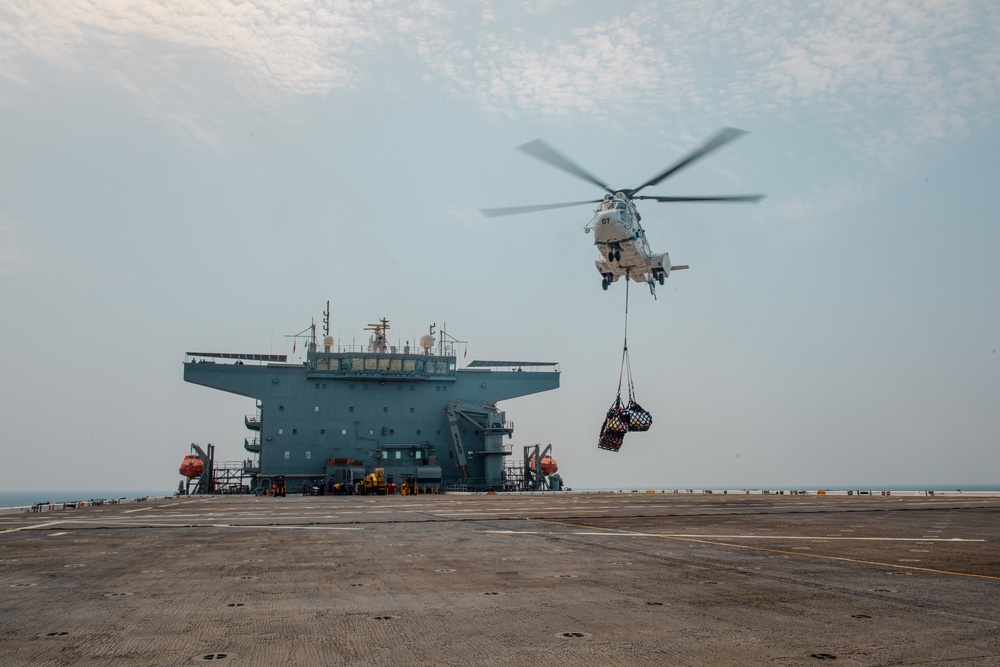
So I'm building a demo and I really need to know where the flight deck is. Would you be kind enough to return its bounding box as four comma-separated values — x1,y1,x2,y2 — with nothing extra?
2,492,999,665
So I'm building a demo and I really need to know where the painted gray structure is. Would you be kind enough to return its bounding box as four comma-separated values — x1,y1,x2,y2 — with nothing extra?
184,347,559,491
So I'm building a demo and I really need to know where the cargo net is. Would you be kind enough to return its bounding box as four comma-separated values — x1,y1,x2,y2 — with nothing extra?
598,275,652,451
598,391,653,452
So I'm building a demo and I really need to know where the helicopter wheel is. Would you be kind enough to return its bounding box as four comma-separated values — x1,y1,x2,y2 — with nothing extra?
608,250,615,262
614,249,621,261
658,273,665,285
601,277,609,291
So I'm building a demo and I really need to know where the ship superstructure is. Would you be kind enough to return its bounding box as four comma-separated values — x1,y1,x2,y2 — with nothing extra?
184,317,559,492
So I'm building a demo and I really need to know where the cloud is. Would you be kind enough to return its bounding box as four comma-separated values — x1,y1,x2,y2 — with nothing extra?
410,6,684,125
1,1,389,93
0,0,400,139
1,0,996,160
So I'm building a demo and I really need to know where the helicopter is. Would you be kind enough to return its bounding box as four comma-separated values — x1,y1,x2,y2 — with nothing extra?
481,127,765,297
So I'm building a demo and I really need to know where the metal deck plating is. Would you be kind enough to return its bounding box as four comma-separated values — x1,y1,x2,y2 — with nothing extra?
3,492,999,665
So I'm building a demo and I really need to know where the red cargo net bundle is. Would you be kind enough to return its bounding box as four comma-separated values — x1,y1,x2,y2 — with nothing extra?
598,273,652,452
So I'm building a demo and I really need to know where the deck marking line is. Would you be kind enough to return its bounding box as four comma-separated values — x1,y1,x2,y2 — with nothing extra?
0,521,63,534
673,537,1000,582
568,532,984,542
541,520,1000,581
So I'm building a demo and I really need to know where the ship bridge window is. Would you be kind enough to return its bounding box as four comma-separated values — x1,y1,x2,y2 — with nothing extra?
395,451,402,460
415,450,423,459
404,360,416,372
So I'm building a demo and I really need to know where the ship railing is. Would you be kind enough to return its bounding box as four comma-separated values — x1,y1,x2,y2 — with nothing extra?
313,343,456,356
443,477,504,493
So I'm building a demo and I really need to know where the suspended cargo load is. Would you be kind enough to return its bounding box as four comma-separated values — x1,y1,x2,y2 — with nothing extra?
598,397,652,452
598,271,653,452
626,399,652,432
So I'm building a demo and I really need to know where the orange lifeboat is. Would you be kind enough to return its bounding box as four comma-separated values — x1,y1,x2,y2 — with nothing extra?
179,455,204,479
528,454,558,476
540,455,558,476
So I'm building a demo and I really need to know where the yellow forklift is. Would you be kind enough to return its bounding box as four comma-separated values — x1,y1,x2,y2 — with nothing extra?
360,468,387,495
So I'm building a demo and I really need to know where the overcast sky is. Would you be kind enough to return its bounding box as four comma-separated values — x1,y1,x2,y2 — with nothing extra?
2,0,998,492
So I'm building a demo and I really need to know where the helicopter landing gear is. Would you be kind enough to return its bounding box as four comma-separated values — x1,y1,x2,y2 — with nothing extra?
601,274,613,291
657,272,665,285
607,247,621,262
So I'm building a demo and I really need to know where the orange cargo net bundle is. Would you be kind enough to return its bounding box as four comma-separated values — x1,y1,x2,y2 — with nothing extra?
598,274,652,452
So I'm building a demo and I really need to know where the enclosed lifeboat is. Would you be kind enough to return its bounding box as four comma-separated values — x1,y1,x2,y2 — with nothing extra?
179,455,204,479
528,454,558,476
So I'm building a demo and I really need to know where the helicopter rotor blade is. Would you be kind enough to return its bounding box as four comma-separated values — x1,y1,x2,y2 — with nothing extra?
633,194,766,203
479,200,603,218
631,127,749,196
517,139,615,195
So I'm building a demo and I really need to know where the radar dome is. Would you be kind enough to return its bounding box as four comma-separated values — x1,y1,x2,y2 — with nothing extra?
419,334,435,350
323,335,334,347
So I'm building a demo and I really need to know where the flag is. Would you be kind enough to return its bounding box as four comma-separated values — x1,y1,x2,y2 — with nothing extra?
293,339,297,354
463,346,467,358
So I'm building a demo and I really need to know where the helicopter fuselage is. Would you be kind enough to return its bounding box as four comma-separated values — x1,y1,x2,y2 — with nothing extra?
481,129,760,297
586,193,680,295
